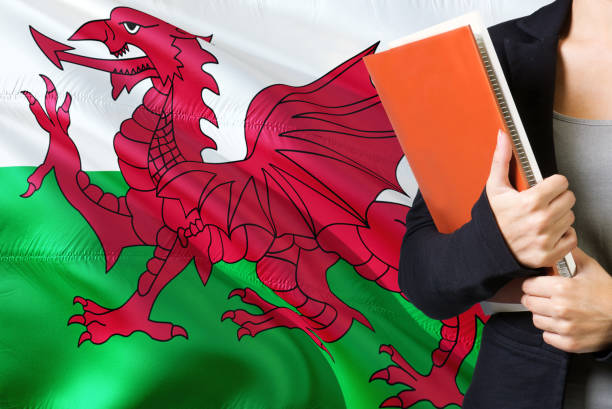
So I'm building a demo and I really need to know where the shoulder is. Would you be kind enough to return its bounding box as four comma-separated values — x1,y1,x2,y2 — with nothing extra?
486,18,523,83
486,0,572,54
487,16,532,59
488,17,519,44
486,12,539,82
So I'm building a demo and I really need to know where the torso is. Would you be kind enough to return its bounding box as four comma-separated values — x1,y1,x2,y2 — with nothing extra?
552,112,612,409
552,28,612,409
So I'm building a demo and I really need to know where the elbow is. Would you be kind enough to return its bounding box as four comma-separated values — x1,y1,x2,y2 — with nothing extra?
398,238,471,320
399,252,466,321
398,204,475,320
400,284,467,321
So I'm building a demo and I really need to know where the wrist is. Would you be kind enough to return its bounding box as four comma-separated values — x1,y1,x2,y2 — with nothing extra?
605,282,612,346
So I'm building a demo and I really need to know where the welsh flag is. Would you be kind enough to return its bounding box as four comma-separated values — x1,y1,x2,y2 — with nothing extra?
0,2,547,408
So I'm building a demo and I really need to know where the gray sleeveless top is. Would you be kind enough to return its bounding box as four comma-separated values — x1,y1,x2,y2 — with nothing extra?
552,111,612,409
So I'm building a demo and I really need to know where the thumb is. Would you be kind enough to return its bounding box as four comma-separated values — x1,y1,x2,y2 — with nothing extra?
486,129,514,194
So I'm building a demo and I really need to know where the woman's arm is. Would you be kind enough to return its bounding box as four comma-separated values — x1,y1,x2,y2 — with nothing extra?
398,187,533,319
399,131,577,319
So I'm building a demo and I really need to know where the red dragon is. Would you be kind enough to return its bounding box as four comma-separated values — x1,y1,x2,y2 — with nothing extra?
22,7,487,408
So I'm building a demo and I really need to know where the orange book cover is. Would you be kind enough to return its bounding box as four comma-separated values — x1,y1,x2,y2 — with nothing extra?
364,25,527,234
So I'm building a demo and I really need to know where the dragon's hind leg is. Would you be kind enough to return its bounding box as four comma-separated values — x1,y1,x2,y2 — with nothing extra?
370,309,484,408
222,287,331,353
319,200,408,292
222,240,372,353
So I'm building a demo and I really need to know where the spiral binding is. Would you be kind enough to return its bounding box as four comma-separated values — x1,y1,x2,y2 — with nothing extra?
474,35,573,278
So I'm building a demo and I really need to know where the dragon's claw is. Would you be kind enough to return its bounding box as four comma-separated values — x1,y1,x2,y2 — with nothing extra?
369,368,389,382
73,296,87,306
21,167,50,198
237,327,252,340
228,288,276,312
40,74,56,94
380,396,403,408
21,91,36,105
77,331,91,347
21,183,37,198
72,297,108,314
60,92,72,111
67,314,85,325
379,344,394,356
220,310,234,321
228,288,245,299
171,325,188,339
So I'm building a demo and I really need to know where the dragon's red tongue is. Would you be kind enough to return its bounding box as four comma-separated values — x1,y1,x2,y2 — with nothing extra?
111,72,145,100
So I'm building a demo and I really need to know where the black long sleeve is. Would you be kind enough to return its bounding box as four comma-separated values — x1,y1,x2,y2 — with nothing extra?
398,186,539,319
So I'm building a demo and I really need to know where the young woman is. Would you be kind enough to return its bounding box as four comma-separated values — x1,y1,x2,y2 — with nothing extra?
398,0,612,407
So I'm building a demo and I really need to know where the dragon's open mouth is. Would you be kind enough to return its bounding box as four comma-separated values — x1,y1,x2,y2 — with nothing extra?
30,27,158,99
111,43,129,58
112,61,153,75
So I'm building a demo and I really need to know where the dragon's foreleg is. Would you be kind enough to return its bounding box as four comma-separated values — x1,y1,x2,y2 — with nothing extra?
69,226,192,345
22,75,142,270
22,75,75,197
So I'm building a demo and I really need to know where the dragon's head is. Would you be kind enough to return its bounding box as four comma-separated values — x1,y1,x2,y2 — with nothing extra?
31,7,216,100
31,7,220,157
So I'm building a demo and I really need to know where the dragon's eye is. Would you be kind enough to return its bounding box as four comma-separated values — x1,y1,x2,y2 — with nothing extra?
123,22,141,34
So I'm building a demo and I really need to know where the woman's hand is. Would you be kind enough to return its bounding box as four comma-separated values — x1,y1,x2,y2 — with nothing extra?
486,130,578,269
521,247,612,353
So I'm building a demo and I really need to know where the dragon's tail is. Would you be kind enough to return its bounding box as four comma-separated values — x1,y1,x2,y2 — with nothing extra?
74,171,131,216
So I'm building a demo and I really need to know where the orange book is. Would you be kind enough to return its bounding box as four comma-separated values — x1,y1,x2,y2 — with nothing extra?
366,24,516,234
364,13,575,311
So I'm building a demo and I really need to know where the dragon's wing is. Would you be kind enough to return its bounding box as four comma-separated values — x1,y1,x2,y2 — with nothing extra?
227,43,405,236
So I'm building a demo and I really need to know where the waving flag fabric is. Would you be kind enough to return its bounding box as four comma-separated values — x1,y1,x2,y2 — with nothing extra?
1,1,549,408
